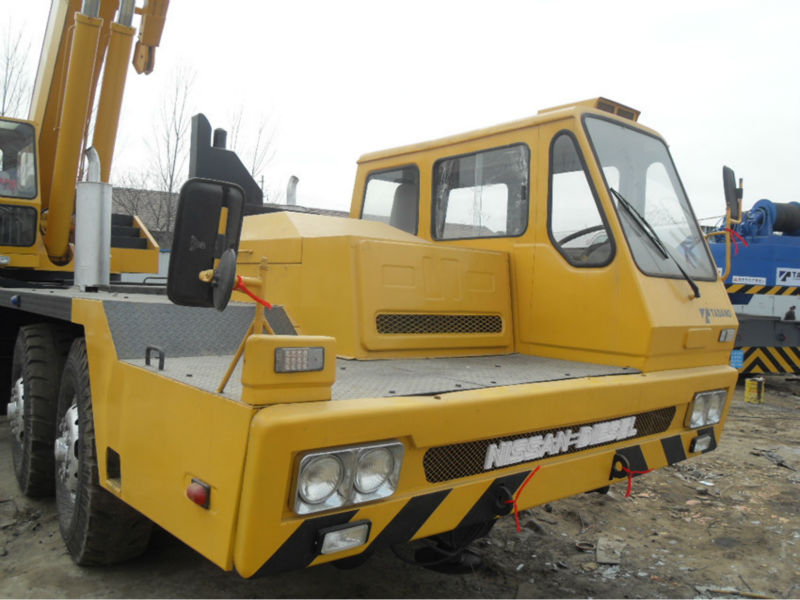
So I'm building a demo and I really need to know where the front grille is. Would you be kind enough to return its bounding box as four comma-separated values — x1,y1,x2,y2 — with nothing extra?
376,313,503,335
0,204,37,246
423,406,676,483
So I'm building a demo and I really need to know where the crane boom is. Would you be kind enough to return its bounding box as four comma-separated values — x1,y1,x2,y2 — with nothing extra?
25,0,168,264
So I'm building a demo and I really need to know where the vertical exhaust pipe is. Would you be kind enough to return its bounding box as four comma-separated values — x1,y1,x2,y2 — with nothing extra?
286,175,299,206
74,148,111,291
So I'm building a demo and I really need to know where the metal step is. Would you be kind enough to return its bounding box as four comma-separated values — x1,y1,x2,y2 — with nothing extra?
111,236,147,249
111,213,134,227
112,224,140,237
110,214,149,249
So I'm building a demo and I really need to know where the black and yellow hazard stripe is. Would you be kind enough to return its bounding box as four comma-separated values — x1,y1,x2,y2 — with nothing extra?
253,471,529,576
741,346,800,374
610,429,716,482
726,284,800,295
252,426,722,576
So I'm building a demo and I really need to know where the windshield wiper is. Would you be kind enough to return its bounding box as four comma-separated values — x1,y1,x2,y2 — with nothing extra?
610,188,700,300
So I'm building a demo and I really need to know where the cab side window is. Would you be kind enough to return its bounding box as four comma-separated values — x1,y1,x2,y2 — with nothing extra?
548,132,613,266
432,144,529,240
361,166,419,235
0,120,37,200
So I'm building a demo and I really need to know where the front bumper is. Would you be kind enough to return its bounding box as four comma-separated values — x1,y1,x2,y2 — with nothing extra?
232,364,734,577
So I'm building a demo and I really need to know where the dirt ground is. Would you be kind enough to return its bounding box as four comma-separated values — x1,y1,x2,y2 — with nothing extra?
2,381,799,599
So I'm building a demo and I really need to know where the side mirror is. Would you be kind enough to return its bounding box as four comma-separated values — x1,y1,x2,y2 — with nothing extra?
722,166,742,222
167,178,245,309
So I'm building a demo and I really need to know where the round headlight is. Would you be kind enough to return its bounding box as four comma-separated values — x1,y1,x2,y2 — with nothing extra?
706,397,724,423
298,455,343,504
355,447,394,494
690,396,709,428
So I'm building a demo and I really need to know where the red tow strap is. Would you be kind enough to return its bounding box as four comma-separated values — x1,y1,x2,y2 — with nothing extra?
505,462,651,534
234,275,272,309
725,228,749,255
505,465,541,532
620,465,653,497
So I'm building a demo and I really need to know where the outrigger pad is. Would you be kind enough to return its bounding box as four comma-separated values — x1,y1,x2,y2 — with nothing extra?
167,178,245,307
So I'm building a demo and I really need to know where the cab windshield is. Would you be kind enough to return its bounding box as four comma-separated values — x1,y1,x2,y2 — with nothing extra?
0,119,37,200
584,116,716,281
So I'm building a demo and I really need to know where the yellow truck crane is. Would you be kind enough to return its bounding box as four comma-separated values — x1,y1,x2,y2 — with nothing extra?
2,0,742,577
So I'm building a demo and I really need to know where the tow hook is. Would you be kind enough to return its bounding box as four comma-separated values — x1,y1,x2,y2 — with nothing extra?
610,452,631,479
493,484,514,515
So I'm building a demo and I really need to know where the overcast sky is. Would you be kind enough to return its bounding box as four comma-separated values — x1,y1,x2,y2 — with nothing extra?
4,0,800,220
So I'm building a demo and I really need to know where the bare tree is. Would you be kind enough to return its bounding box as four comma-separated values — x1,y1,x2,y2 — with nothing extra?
112,67,194,240
228,105,246,154
1,22,31,118
113,172,152,218
112,170,177,236
227,104,277,200
145,66,195,232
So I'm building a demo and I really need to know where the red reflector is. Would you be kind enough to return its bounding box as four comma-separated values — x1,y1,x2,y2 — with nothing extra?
186,480,210,508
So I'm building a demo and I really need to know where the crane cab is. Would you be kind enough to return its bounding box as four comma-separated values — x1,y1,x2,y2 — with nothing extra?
349,98,735,372
0,118,40,263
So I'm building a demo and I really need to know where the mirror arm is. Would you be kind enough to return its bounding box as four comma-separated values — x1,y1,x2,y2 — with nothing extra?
216,258,274,394
734,178,744,223
713,167,744,282
721,224,732,281
705,226,734,281
720,177,743,280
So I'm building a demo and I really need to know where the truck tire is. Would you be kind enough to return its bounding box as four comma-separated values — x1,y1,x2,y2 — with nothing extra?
8,323,74,497
54,338,152,565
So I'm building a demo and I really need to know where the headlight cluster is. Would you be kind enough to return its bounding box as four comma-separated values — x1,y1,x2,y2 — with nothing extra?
685,389,727,428
293,441,404,515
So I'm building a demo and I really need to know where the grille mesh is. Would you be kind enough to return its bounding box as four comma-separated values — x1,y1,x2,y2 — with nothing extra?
423,406,676,483
0,205,37,246
376,313,503,335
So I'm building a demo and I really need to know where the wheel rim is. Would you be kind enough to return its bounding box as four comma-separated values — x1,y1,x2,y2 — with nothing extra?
55,400,80,509
8,377,25,442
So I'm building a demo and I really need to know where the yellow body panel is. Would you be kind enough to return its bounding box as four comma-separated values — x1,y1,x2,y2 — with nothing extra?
67,291,733,576
0,251,40,268
239,214,515,358
2,242,158,273
233,362,732,576
355,239,512,352
71,297,256,570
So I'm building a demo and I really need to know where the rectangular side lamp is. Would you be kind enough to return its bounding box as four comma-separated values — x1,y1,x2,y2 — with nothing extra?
241,335,336,405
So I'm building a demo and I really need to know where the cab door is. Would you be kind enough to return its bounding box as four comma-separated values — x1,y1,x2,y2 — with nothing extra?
516,119,649,366
0,118,40,267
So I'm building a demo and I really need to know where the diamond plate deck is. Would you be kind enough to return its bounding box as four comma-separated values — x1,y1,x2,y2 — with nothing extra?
100,295,639,400
3,286,640,401
331,354,638,400
104,298,254,359
123,352,638,401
